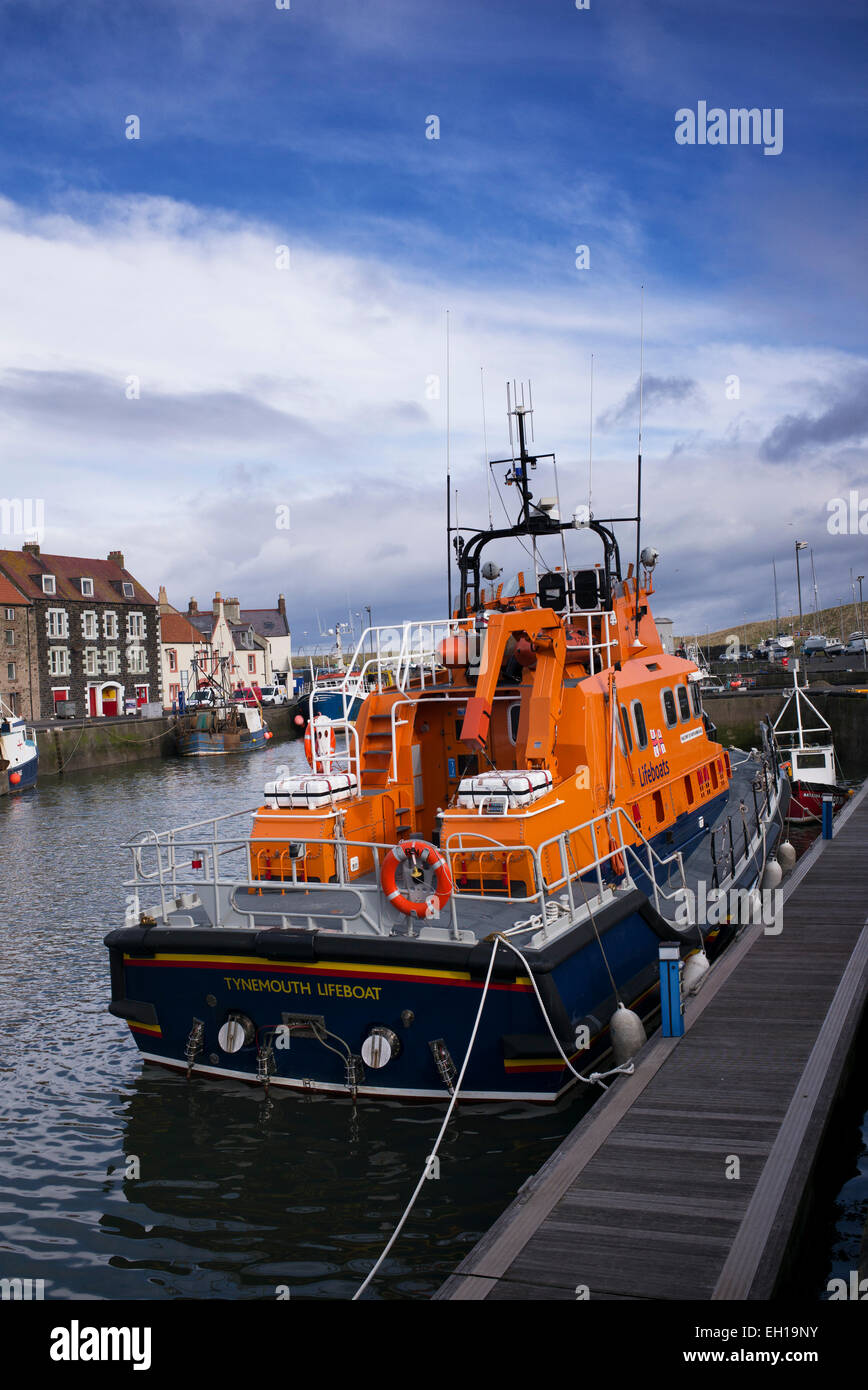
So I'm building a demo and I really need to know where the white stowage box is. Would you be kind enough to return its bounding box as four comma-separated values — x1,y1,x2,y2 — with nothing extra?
264,772,359,809
456,768,552,810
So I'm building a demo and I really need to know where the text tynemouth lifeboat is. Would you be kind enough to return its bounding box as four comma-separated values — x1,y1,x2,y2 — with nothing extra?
105,397,788,1102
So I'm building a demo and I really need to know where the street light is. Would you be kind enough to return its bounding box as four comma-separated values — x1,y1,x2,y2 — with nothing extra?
795,540,808,633
858,575,866,671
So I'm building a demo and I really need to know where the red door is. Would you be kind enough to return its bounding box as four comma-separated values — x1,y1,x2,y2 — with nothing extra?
89,687,98,716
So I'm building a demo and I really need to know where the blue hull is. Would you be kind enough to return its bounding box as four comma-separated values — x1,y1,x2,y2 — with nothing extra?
4,746,38,794
177,730,267,756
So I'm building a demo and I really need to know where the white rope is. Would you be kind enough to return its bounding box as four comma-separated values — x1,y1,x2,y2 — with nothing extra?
496,935,635,1090
351,935,502,1300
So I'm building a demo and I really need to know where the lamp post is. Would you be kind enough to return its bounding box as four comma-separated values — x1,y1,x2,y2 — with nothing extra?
795,541,808,634
858,575,866,671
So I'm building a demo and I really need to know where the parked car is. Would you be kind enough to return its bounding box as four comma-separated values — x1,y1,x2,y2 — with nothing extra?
186,687,220,708
259,684,287,706
231,685,263,707
845,637,867,656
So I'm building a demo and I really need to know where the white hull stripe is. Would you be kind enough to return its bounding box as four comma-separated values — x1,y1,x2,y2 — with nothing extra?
137,1050,572,1103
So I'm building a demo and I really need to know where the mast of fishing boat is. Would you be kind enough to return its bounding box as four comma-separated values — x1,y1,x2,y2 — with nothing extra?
634,287,645,639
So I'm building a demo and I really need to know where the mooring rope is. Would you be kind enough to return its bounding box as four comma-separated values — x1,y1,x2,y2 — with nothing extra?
351,933,502,1301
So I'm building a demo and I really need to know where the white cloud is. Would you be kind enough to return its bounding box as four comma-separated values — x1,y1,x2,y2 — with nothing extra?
0,192,864,633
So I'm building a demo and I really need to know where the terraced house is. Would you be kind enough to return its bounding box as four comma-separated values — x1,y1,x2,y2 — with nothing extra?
0,544,161,719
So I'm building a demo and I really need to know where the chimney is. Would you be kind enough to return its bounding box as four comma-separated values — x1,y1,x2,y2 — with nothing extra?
188,598,198,614
157,584,168,609
108,550,125,570
224,596,241,623
22,541,40,557
213,591,223,618
277,593,286,617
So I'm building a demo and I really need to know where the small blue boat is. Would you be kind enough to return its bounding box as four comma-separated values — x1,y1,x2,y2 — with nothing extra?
0,700,38,794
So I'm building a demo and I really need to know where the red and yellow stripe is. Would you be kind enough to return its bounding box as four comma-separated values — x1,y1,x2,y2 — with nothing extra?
123,952,533,993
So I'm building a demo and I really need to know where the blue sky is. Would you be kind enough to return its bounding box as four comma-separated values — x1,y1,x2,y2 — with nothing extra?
0,0,865,644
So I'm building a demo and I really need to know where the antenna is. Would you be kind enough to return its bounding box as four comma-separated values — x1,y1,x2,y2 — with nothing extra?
481,367,493,528
446,309,452,616
527,379,534,443
634,286,645,638
588,353,594,518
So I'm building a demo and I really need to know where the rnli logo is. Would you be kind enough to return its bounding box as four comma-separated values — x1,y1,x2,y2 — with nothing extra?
650,728,667,758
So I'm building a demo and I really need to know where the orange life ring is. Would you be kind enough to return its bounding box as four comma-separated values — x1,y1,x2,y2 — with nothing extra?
381,839,453,919
304,716,336,771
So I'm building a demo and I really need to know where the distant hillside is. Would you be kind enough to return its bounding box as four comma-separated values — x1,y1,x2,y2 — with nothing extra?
676,600,865,650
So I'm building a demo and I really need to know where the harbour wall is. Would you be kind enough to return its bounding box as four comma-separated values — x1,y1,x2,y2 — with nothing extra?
706,690,868,774
35,707,295,777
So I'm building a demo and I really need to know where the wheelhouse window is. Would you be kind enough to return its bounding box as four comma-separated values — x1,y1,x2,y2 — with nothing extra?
677,685,691,722
619,704,633,752
632,699,648,750
662,687,678,728
689,683,702,718
507,702,521,744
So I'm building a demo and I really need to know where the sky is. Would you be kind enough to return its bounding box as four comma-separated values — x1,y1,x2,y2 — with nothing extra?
0,0,865,649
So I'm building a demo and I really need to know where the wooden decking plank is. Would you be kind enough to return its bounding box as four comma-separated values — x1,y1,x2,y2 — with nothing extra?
436,781,868,1302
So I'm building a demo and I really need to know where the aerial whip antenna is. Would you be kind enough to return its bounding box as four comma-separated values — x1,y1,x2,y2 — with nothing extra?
445,309,452,616
633,286,645,639
481,367,493,529
588,353,594,518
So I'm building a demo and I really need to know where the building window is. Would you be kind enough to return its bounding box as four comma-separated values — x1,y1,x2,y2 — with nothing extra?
81,611,98,640
6,662,15,680
248,654,256,673
127,646,147,673
80,578,94,597
49,647,70,676
84,648,99,676
127,612,145,639
104,611,118,639
122,582,135,598
42,575,56,594
4,608,14,620
167,648,178,672
169,683,180,702
46,608,69,639
104,648,120,675
4,630,13,645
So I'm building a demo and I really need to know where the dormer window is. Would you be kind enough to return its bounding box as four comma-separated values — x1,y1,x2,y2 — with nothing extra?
122,582,134,598
42,575,56,595
80,578,94,597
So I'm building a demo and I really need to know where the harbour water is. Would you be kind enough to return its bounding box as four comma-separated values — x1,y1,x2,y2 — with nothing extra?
0,742,595,1301
0,744,863,1301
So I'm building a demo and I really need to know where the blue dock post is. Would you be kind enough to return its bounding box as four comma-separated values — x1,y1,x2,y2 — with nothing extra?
659,942,684,1038
822,793,834,839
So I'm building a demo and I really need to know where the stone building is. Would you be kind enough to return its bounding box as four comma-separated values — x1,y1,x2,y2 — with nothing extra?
0,573,39,719
0,544,161,718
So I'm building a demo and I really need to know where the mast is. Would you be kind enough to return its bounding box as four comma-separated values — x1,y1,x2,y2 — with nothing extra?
773,558,780,631
445,310,452,616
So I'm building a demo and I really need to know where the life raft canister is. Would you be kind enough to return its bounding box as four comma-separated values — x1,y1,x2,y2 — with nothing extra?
381,839,453,919
304,715,336,772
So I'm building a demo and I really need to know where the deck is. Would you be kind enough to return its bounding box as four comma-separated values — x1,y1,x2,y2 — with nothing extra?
435,779,868,1301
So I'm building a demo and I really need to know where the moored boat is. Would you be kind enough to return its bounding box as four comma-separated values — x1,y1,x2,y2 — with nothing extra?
0,697,38,794
772,665,850,823
106,396,788,1102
